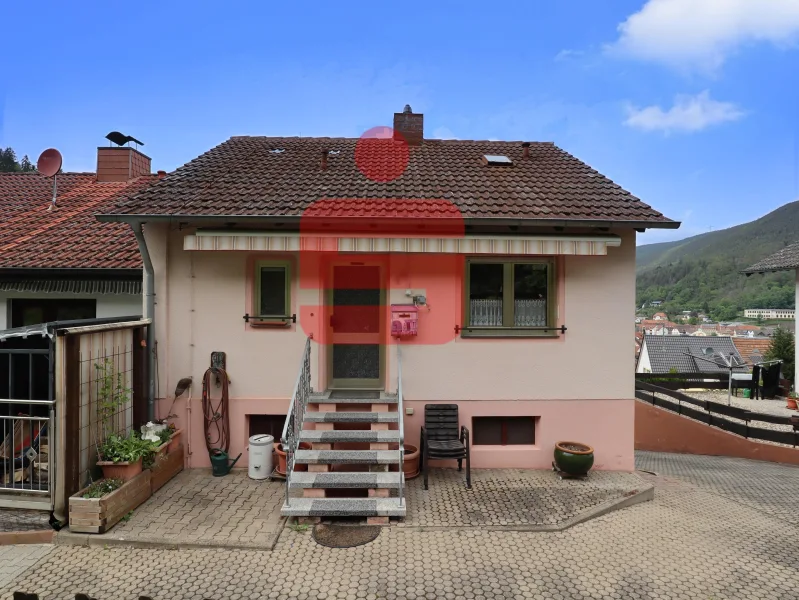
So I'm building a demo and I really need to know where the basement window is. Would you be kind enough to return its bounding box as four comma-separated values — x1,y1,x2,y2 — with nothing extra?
472,416,536,445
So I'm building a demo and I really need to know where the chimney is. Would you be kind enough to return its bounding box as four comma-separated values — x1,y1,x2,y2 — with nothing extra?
320,149,328,171
393,104,424,146
96,146,152,182
522,142,530,159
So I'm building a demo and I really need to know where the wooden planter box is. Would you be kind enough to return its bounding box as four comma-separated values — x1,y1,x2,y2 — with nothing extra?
151,444,184,493
69,470,152,534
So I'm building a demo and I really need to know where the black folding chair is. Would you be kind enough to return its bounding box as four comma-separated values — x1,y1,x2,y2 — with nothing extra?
420,404,471,490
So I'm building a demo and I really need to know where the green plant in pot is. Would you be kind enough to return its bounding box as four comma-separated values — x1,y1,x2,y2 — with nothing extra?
553,441,594,476
97,432,159,481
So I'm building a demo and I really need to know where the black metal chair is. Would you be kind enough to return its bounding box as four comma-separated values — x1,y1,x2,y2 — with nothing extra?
420,404,471,490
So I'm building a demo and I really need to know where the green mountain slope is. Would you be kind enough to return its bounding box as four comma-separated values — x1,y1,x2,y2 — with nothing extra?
636,201,799,320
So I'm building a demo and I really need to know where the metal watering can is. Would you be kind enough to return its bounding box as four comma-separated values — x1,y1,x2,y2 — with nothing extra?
209,449,242,476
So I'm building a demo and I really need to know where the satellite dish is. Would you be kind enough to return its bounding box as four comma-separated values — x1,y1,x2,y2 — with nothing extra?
37,148,62,177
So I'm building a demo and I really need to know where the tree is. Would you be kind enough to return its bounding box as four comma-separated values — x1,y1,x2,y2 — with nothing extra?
0,147,37,172
766,327,795,382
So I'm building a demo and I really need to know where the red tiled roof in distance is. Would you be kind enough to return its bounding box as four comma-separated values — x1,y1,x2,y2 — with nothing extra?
108,137,677,226
732,338,772,366
0,172,157,269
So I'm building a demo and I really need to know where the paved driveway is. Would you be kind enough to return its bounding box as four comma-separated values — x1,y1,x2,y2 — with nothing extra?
1,452,798,600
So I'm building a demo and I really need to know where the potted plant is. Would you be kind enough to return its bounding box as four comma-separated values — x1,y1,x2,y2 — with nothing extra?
275,442,312,474
553,441,594,476
97,432,159,481
167,424,183,453
787,392,797,411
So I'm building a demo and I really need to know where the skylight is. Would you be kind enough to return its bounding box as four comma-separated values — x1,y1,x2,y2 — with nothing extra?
483,155,513,166
269,149,285,154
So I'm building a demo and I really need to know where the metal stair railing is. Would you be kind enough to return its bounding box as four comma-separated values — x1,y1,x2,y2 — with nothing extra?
281,337,312,507
397,344,405,509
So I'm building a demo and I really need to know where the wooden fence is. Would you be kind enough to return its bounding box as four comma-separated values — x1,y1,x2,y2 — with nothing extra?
634,380,799,447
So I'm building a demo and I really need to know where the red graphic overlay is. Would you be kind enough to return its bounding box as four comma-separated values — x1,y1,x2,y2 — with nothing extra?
354,126,409,182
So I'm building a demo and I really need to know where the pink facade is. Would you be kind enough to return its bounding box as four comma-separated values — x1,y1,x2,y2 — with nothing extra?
147,225,637,472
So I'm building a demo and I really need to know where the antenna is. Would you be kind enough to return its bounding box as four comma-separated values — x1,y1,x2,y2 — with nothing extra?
37,148,62,211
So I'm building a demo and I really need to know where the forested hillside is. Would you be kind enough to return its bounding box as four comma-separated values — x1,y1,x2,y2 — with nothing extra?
636,201,799,320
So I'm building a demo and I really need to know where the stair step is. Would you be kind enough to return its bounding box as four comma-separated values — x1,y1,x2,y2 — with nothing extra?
289,472,404,489
310,398,399,405
295,449,400,464
300,430,401,443
304,412,398,423
309,395,398,405
281,498,406,517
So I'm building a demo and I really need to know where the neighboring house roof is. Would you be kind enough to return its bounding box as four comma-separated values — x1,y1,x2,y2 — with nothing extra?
742,241,799,274
639,335,747,374
653,312,668,319
732,338,772,366
0,172,157,269
106,137,676,226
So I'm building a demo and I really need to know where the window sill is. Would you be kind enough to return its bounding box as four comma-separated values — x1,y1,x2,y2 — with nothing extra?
248,320,292,329
459,327,562,339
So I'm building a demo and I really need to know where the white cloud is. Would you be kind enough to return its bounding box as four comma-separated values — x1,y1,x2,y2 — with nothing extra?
624,91,745,133
431,126,457,140
610,0,799,70
554,49,584,61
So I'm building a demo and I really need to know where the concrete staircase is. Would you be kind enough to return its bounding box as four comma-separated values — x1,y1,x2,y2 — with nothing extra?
280,392,406,522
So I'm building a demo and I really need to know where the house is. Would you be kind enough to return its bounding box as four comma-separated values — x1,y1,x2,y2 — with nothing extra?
732,338,772,367
743,241,799,390
653,312,668,321
636,335,746,374
0,142,159,329
650,300,663,307
99,106,678,519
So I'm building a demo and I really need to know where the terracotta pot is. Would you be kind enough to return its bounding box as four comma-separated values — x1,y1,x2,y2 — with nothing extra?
402,444,420,479
787,397,798,410
553,441,594,476
97,457,143,482
275,442,312,474
168,429,183,453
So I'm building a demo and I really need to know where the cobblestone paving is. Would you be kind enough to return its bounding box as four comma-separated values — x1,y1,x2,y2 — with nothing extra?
0,545,52,589
0,510,50,533
400,468,649,527
73,469,285,548
3,453,798,600
636,450,799,526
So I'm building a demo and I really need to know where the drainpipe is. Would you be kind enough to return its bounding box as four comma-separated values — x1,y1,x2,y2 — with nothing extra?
131,223,156,422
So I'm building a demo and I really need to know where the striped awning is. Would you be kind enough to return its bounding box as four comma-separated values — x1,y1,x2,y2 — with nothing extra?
184,231,621,256
0,279,142,295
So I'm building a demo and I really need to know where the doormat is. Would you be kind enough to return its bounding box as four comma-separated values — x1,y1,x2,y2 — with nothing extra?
329,391,380,399
312,524,381,548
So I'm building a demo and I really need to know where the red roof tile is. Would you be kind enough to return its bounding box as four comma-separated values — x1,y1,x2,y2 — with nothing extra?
0,173,157,269
109,137,676,226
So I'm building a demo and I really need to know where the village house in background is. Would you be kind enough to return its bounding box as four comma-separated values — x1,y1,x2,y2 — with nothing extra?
744,308,796,320
743,241,799,391
635,335,745,375
98,106,678,519
0,143,159,328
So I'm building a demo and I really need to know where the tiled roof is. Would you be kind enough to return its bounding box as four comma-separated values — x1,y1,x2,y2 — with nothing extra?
108,137,676,225
0,279,141,294
0,172,157,269
742,241,799,273
641,335,746,374
732,338,772,366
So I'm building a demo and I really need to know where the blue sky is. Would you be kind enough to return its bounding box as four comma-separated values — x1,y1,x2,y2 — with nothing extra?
2,0,798,244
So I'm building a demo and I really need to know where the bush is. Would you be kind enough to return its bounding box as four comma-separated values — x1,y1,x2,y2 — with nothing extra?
82,478,124,499
98,432,159,464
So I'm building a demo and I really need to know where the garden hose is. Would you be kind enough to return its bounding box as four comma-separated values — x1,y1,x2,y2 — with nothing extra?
202,367,230,454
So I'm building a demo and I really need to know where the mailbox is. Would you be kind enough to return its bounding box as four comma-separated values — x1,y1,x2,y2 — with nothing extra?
391,304,419,338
